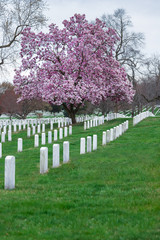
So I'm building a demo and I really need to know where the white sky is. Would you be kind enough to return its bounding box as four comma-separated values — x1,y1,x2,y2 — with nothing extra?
46,0,160,56
3,0,160,82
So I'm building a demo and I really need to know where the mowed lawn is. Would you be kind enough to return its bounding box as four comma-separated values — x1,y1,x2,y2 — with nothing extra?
0,117,160,240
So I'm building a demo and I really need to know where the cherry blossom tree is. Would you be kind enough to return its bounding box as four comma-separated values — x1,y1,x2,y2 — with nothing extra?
14,14,135,123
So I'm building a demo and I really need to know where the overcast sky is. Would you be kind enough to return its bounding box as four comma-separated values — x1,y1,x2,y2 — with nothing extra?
2,0,160,82
46,0,160,57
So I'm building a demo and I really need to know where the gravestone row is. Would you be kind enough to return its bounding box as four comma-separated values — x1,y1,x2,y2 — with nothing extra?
0,125,72,158
0,117,72,136
3,116,130,190
4,140,70,189
80,120,129,155
133,111,154,126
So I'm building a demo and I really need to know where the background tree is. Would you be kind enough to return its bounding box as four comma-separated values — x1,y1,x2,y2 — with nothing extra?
0,82,51,119
144,55,160,100
49,104,62,115
0,0,47,76
98,9,145,114
17,99,52,119
0,82,20,118
14,14,134,123
138,55,160,110
101,9,145,82
0,87,20,119
0,81,13,95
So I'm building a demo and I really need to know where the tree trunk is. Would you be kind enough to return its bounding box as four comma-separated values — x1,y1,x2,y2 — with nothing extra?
132,104,135,117
152,103,155,114
137,103,140,114
115,102,118,113
101,100,106,115
62,103,77,124
69,111,76,124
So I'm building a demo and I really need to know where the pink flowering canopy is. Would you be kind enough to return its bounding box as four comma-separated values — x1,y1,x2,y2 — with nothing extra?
14,14,134,122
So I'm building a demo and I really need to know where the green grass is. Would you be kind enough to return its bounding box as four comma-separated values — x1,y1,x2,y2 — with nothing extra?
153,106,160,116
0,117,160,239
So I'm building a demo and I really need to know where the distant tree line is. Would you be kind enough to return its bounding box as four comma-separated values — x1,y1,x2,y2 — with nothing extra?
0,82,63,119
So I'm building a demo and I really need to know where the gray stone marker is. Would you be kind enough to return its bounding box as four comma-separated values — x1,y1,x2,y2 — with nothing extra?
80,138,85,154
42,124,45,133
102,131,106,145
122,122,125,133
93,134,97,151
50,122,53,130
41,133,46,145
48,131,52,144
5,156,15,190
8,130,12,141
3,126,6,134
59,128,63,139
64,127,68,137
63,141,69,163
53,144,60,168
32,126,36,135
106,130,110,143
116,126,119,138
93,119,95,127
27,127,31,137
69,125,72,135
110,128,113,141
84,122,86,130
8,125,11,132
119,124,122,136
123,122,126,132
54,129,58,141
14,124,17,132
37,124,41,133
40,147,48,174
1,132,5,142
113,127,116,140
126,120,129,130
18,123,21,131
90,120,93,128
18,138,23,152
87,136,92,152
23,123,26,130
34,134,39,147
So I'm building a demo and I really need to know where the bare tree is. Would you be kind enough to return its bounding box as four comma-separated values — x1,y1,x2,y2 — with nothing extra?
0,82,52,119
0,80,13,94
0,87,21,119
101,9,145,83
145,55,160,98
0,0,47,75
97,9,145,114
17,99,52,119
140,55,160,105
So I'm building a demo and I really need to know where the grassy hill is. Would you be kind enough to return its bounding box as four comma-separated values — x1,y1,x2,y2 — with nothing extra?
0,117,160,240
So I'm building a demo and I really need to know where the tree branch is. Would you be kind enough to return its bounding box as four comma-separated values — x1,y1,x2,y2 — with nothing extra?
0,24,27,49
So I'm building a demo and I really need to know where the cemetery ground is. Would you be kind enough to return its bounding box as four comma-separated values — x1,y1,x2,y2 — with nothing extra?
0,117,160,240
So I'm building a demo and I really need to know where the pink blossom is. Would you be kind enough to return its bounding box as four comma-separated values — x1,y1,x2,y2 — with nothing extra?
14,14,135,122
